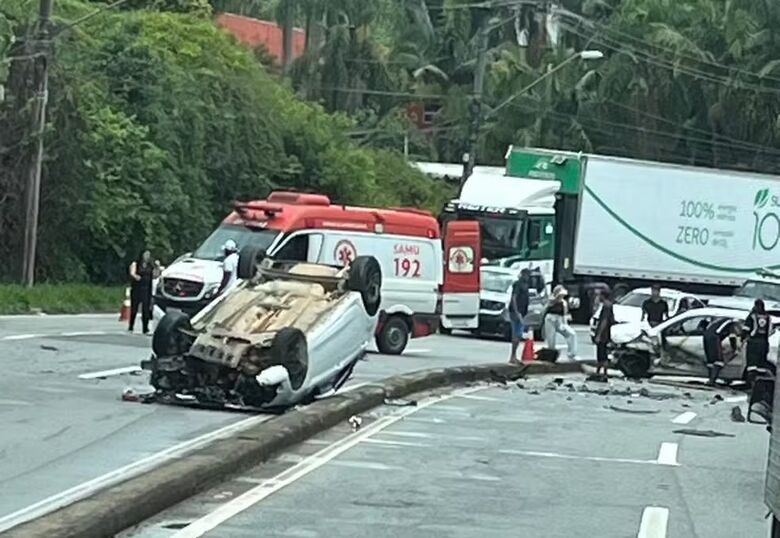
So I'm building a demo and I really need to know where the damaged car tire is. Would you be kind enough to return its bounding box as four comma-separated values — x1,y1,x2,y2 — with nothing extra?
152,311,194,357
615,350,652,379
238,245,266,280
348,256,382,316
271,327,309,390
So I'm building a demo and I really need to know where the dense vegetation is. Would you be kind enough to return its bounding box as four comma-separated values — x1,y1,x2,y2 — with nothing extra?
3,0,780,284
0,0,451,284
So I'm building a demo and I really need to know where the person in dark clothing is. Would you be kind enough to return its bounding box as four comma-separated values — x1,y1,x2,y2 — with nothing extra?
594,291,616,379
128,249,159,334
509,269,531,364
743,299,774,386
641,285,669,327
703,317,739,386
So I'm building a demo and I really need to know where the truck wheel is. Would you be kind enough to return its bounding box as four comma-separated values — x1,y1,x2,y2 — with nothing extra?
348,256,382,316
612,283,631,300
440,326,452,336
376,316,409,355
152,310,193,357
616,350,651,379
270,327,308,390
237,245,266,280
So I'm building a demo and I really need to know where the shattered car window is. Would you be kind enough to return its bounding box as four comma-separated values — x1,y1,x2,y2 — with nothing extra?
193,225,279,261
481,271,515,293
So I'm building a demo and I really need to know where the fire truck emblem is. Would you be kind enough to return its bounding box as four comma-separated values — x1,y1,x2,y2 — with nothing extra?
334,240,357,266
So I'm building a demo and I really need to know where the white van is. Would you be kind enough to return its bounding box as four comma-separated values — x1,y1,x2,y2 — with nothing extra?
154,191,480,354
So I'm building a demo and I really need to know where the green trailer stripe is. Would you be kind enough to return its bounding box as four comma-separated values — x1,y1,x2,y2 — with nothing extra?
585,185,780,273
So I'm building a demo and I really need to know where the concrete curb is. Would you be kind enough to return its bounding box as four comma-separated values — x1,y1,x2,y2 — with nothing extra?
2,360,582,538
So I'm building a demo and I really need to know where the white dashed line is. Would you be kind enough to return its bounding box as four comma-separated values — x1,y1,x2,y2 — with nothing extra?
404,348,431,354
656,443,679,466
1,334,43,341
77,366,143,380
637,506,669,538
671,411,697,425
725,395,747,403
363,438,429,448
61,331,111,337
500,449,661,466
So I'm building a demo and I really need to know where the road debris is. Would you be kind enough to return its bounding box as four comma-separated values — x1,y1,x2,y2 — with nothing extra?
348,415,363,431
384,398,417,407
709,394,724,405
730,406,746,423
121,387,155,403
39,344,58,352
673,429,735,438
608,405,660,414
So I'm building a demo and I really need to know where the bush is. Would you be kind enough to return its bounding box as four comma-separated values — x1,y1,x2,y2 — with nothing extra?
0,284,124,314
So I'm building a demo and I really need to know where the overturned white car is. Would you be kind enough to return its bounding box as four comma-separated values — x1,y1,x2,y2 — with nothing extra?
609,307,780,380
142,247,381,410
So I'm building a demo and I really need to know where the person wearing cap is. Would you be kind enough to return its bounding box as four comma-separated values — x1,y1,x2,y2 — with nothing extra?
544,285,578,359
218,239,240,295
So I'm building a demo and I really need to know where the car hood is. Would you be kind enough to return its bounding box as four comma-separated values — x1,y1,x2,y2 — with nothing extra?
610,321,656,345
161,257,224,286
612,305,643,324
480,290,509,305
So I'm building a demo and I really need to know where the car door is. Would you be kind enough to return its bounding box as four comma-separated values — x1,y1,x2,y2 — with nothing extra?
658,314,713,376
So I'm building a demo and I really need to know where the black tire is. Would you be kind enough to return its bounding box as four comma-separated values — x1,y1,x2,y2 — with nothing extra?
152,310,193,357
270,327,308,390
376,315,409,355
616,350,652,379
237,245,266,280
612,282,631,300
440,326,452,336
348,256,382,316
533,328,543,342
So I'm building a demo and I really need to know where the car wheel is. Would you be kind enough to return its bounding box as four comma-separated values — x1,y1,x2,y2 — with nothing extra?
237,245,266,280
270,327,308,390
376,316,409,355
440,326,452,336
152,310,194,357
348,256,382,316
615,350,652,379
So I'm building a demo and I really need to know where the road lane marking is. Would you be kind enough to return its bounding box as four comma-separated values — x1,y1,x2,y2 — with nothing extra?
671,411,697,425
362,438,429,448
1,334,43,341
61,331,111,337
327,460,399,471
381,431,432,438
637,506,669,538
0,415,273,533
656,443,679,466
404,348,431,354
725,395,747,403
500,449,661,466
455,393,504,402
77,366,143,379
170,386,485,538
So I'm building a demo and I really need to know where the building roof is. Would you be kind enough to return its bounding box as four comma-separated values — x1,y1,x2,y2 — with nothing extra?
216,13,305,61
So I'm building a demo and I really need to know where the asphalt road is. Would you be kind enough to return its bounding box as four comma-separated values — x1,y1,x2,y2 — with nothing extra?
0,314,594,532
123,375,769,538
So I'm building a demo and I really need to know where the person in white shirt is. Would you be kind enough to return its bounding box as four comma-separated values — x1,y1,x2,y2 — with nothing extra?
219,239,239,295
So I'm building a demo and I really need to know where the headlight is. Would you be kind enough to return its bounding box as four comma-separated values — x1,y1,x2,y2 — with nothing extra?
203,284,220,299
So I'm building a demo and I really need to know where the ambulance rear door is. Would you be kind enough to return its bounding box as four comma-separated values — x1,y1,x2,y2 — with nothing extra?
441,220,481,330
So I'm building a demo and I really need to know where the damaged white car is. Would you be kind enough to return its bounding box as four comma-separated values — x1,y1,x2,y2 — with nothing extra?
142,247,381,410
610,307,780,380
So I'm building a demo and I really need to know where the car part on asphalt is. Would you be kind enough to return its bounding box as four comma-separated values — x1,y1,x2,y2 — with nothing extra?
613,349,652,379
672,429,736,438
731,406,746,422
608,405,660,414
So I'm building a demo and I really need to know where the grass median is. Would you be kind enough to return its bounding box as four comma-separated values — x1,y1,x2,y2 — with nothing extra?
0,284,125,315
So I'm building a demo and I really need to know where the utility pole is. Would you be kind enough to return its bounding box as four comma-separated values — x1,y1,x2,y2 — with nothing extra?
21,0,53,287
460,6,491,190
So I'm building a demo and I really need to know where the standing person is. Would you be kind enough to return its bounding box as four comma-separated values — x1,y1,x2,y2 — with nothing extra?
508,269,530,364
641,285,669,327
593,291,615,379
743,299,773,386
544,285,578,360
703,317,739,386
128,249,159,334
218,239,240,295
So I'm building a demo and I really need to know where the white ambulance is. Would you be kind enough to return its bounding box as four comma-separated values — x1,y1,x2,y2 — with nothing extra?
154,191,480,354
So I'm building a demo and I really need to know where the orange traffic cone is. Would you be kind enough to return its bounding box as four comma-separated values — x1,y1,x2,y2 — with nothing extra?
521,338,536,362
119,287,131,322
